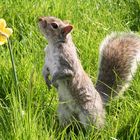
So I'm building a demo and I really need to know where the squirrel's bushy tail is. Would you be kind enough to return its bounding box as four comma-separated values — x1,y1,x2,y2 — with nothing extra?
96,32,140,103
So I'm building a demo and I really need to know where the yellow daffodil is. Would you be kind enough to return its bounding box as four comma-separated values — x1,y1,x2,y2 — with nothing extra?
0,18,18,90
0,18,13,45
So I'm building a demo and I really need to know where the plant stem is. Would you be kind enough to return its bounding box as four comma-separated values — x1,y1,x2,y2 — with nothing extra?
7,39,18,89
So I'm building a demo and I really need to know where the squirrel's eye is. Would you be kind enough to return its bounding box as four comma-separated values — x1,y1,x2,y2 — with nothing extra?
51,23,58,29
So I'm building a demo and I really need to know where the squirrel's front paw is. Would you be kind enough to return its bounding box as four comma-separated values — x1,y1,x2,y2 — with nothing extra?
51,72,59,85
45,78,52,90
52,70,74,84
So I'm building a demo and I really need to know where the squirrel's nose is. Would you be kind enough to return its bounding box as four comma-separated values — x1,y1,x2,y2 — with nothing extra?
38,17,47,28
38,17,42,22
38,17,46,22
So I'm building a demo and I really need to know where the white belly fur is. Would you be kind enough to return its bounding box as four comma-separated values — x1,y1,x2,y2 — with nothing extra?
57,80,86,126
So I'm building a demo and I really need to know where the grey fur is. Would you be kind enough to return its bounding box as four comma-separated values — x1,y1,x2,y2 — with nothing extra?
38,17,140,128
96,32,140,102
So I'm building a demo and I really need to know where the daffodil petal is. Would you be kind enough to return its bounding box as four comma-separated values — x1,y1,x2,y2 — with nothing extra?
0,19,13,45
3,28,13,37
0,19,6,29
0,35,7,45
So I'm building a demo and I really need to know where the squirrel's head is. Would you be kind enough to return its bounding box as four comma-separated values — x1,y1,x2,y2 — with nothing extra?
38,16,73,43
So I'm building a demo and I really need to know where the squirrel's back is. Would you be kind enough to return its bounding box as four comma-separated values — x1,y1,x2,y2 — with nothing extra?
96,32,140,102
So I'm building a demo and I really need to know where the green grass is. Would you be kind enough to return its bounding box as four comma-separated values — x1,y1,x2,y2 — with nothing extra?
0,0,140,139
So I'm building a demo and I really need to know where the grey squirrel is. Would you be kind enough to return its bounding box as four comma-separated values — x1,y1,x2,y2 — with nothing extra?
38,16,140,128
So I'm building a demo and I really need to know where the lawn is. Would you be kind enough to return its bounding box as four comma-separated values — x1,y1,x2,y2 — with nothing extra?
0,0,140,139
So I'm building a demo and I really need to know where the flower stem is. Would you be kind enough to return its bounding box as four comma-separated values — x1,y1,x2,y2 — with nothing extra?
7,39,18,89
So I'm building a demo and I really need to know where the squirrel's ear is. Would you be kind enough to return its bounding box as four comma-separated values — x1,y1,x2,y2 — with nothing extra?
62,25,73,37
